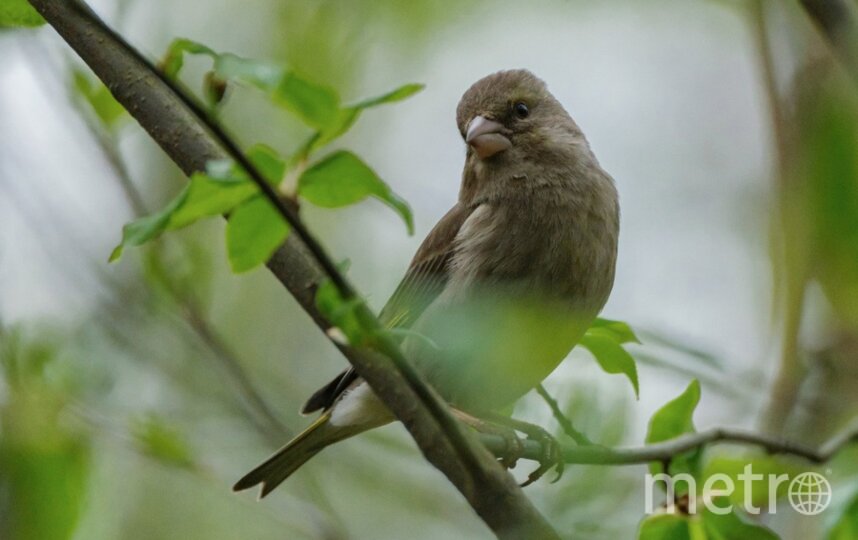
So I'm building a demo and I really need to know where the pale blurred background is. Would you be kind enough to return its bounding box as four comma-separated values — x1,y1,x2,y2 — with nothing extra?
1,1,857,539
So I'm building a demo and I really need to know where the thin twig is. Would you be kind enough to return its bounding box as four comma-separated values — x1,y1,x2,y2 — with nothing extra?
535,384,593,446
481,421,858,466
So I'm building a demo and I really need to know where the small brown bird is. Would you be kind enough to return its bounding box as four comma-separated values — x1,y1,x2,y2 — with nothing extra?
234,69,619,497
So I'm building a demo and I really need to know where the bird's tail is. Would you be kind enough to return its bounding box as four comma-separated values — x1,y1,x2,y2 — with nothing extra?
233,411,355,498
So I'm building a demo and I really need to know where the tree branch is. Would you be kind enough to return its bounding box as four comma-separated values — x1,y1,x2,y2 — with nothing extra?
800,0,858,83
480,421,858,466
27,0,559,537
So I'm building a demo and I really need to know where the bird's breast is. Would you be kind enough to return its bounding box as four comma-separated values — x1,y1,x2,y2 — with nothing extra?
449,190,617,315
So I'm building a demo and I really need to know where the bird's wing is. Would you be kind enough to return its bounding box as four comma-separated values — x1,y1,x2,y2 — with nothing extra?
379,202,473,329
301,203,473,414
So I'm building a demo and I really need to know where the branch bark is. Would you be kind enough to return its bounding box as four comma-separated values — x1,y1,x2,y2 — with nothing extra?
26,0,559,537
800,0,858,83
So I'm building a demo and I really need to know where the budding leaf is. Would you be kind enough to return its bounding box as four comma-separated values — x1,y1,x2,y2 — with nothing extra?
203,71,228,108
160,38,216,78
299,150,413,234
226,195,289,273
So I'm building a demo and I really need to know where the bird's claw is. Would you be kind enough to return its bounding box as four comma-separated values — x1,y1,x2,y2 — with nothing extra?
519,425,564,487
450,408,564,484
496,426,525,469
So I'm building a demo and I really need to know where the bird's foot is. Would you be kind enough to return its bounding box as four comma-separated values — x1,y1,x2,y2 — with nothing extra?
451,409,524,469
519,425,564,487
452,409,564,485
476,412,565,487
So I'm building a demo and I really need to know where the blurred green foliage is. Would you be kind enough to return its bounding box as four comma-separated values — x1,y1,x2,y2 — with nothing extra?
130,414,197,470
0,0,44,27
72,70,127,130
790,67,858,329
0,328,90,540
829,493,858,539
638,507,779,540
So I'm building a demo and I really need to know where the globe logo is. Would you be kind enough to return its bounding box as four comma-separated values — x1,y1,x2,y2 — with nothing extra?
788,472,832,516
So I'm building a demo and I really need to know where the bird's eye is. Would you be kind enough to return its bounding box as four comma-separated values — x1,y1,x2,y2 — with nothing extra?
513,101,529,119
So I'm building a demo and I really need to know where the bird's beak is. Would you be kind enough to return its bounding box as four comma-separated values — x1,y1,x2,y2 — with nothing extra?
466,116,511,159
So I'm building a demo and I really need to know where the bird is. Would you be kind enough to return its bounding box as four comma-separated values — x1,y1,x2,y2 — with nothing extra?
234,69,619,498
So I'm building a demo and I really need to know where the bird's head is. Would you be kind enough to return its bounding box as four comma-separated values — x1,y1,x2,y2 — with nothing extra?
456,69,579,163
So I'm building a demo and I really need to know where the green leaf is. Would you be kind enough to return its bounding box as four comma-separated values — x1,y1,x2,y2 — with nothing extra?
647,379,701,443
646,380,702,480
273,72,341,130
313,83,425,149
110,158,262,261
350,83,425,110
160,38,216,78
109,189,190,261
581,328,640,398
213,53,284,93
638,513,691,540
299,150,413,234
72,70,127,128
167,174,257,229
314,108,362,150
591,317,641,344
304,83,425,154
226,195,290,273
0,0,45,27
829,492,858,539
246,144,286,186
702,504,779,540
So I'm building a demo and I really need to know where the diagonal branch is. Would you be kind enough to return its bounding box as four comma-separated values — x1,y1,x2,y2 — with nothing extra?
26,0,559,537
